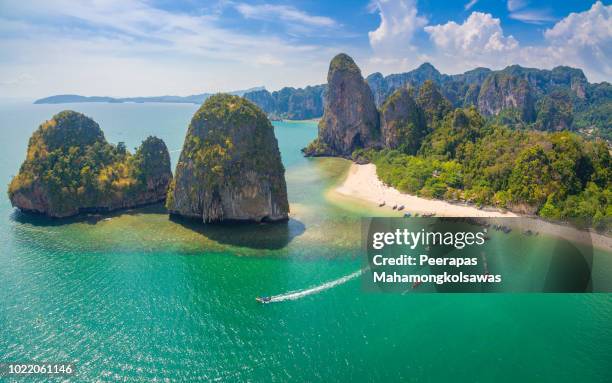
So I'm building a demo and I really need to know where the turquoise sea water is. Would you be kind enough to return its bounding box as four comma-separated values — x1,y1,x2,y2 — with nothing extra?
1,102,611,382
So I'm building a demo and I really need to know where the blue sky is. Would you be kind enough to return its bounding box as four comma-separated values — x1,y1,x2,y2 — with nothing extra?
0,0,610,98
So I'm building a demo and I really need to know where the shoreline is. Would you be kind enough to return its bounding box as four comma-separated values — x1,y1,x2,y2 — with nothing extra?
333,163,612,252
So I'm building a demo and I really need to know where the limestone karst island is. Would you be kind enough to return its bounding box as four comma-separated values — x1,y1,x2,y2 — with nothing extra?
8,111,172,217
166,94,289,223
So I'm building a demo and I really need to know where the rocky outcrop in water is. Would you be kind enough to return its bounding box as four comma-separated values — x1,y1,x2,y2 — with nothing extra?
166,94,289,223
8,111,172,217
303,53,380,157
380,88,427,154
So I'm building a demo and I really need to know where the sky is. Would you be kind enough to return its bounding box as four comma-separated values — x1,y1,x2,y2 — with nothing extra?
0,0,610,99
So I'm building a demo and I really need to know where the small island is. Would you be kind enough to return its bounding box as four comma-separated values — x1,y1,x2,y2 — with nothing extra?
166,94,289,223
8,111,172,217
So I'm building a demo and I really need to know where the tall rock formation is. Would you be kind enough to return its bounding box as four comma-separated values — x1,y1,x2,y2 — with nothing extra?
8,111,172,217
133,136,173,199
166,94,289,223
303,53,380,157
380,88,427,155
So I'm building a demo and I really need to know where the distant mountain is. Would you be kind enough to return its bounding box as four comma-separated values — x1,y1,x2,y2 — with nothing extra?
33,87,265,105
365,63,610,140
365,63,590,107
243,85,326,120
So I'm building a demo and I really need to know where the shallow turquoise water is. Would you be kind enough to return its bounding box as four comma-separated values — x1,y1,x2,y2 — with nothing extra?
1,102,611,382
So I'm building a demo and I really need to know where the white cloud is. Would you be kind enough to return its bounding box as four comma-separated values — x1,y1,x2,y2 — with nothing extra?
366,2,610,82
464,0,478,11
424,12,519,71
538,1,612,81
368,0,427,52
544,1,611,47
418,2,611,82
509,10,556,24
506,0,555,25
367,0,427,71
507,0,527,12
234,3,336,27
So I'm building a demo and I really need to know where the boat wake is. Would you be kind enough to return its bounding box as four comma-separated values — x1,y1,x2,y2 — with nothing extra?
267,269,364,303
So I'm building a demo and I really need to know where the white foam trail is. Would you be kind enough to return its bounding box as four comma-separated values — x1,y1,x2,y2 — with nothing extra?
268,269,364,303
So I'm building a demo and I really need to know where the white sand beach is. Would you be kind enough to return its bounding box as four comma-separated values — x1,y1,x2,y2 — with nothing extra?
336,163,516,218
334,163,612,251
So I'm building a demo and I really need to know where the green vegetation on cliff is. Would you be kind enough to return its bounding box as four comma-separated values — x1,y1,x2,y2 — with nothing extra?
177,94,283,188
167,94,289,222
573,82,612,141
8,111,172,217
417,80,452,127
419,107,484,160
301,138,332,157
329,53,361,74
380,88,427,155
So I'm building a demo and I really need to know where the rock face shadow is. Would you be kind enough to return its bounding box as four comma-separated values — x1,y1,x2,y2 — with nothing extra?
10,202,168,227
169,215,306,250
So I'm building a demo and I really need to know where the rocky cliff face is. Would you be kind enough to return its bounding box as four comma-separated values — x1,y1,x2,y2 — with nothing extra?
477,72,536,122
366,63,444,107
133,136,173,201
243,85,326,120
166,94,289,223
550,66,587,99
304,53,380,157
380,88,427,154
243,89,276,114
8,111,172,217
365,72,388,107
